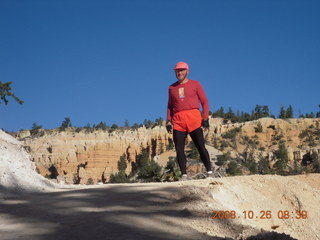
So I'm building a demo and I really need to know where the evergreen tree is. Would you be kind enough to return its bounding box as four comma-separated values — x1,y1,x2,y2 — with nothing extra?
285,105,294,118
95,121,108,130
211,107,224,118
216,153,230,166
258,157,270,174
109,154,130,183
252,105,262,120
124,120,130,128
225,107,236,122
111,124,119,130
133,147,162,182
262,105,270,117
163,157,181,181
273,142,289,174
155,117,164,126
317,105,320,118
187,141,200,160
305,112,315,118
278,105,286,119
254,122,263,133
109,171,130,183
226,161,242,176
118,154,127,172
59,117,72,131
31,122,42,135
240,112,251,122
143,119,153,128
0,81,24,105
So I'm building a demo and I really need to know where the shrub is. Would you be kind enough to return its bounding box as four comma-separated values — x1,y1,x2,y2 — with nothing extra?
222,127,241,139
109,171,131,183
254,122,263,133
226,161,242,176
216,152,231,166
162,157,181,182
87,178,94,185
258,157,270,175
133,148,162,182
137,159,162,182
187,141,199,160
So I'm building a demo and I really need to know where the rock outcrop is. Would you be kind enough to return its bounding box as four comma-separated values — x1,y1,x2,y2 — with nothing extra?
0,130,55,195
15,118,320,184
20,126,171,184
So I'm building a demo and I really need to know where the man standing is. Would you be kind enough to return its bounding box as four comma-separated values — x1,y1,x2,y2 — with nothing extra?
166,61,213,180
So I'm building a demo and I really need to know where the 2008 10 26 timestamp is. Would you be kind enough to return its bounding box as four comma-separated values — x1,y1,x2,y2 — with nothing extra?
212,210,308,220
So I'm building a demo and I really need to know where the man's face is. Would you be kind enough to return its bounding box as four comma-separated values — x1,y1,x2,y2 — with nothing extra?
175,69,189,82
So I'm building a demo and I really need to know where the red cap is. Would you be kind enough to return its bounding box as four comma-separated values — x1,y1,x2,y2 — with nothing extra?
174,62,189,70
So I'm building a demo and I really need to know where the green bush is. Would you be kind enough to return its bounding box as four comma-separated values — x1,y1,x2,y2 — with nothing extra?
109,171,131,183
216,153,230,166
187,141,199,159
254,122,263,133
137,159,162,182
132,148,162,182
87,178,94,185
226,161,242,176
222,127,241,139
258,157,270,175
163,157,181,181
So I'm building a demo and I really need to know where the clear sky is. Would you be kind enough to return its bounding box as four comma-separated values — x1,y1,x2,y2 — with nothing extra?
1,0,319,131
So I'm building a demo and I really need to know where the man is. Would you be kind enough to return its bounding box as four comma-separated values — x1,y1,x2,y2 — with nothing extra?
166,61,213,180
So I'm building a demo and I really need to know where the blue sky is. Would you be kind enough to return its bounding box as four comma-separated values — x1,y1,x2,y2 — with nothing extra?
1,0,319,131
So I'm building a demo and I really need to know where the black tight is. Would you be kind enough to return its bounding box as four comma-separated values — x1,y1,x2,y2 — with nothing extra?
173,127,211,175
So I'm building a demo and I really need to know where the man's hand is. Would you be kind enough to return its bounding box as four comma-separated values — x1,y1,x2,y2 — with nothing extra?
202,119,209,131
166,121,172,133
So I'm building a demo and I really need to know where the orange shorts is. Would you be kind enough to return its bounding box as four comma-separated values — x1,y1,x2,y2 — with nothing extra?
173,109,202,133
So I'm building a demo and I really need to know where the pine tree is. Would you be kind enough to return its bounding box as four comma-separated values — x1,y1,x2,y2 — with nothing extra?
0,81,24,105
134,147,162,182
124,120,130,128
118,154,127,172
278,105,286,119
59,117,72,131
262,105,270,117
316,105,320,118
273,142,289,174
285,105,294,118
212,107,224,118
31,122,42,135
109,154,130,183
155,117,164,126
253,105,262,120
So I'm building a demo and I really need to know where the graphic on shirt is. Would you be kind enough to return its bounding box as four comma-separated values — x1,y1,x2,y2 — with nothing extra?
178,88,185,99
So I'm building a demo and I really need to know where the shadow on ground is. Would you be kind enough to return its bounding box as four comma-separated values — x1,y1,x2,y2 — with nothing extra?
0,184,299,240
0,184,229,240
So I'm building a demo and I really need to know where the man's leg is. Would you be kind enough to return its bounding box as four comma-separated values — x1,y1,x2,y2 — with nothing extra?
189,127,212,172
173,129,188,175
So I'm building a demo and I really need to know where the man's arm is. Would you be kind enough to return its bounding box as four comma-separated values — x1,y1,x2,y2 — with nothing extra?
196,81,209,120
166,88,173,133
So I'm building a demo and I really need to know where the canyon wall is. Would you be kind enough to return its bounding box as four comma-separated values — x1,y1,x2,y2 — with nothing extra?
16,118,320,184
21,126,170,184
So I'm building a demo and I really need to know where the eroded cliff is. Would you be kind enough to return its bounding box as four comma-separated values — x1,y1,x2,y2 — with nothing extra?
16,118,320,184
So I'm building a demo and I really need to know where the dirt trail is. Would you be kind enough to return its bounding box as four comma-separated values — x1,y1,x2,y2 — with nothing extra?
1,174,319,240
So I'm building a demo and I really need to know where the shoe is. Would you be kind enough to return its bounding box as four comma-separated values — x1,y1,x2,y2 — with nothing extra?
180,174,192,181
206,171,215,178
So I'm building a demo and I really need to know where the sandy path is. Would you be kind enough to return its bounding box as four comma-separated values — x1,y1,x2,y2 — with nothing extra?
1,174,319,240
0,183,219,240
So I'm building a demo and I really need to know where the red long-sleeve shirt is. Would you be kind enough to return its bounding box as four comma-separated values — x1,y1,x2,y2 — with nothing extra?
167,79,209,121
